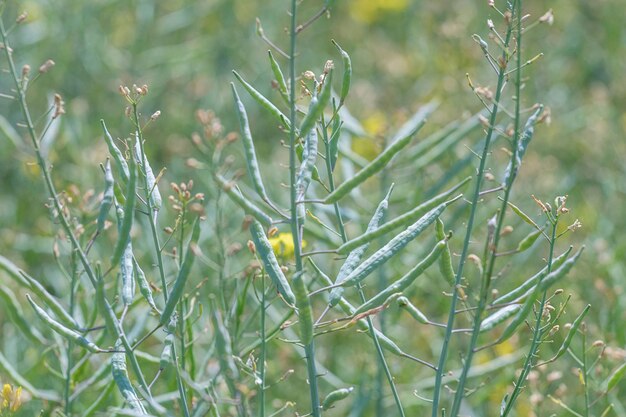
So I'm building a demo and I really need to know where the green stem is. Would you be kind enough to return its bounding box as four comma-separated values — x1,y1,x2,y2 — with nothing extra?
258,274,266,417
431,4,518,415
288,1,320,415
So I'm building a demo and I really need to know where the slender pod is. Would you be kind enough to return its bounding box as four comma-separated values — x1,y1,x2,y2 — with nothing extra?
20,271,79,329
134,137,162,211
322,387,354,410
328,116,342,171
337,179,468,254
232,70,290,130
544,304,591,363
479,304,522,332
214,173,273,226
96,273,117,336
120,241,135,305
231,83,272,202
496,286,540,344
351,240,445,315
0,284,46,343
209,301,241,398
249,220,296,305
160,217,201,325
435,218,455,286
100,119,129,183
332,40,351,106
397,296,429,324
503,105,544,186
493,246,573,305
296,129,318,221
27,295,105,353
110,148,137,269
268,50,289,103
537,246,585,292
328,185,392,306
339,208,449,287
133,259,159,313
516,228,543,253
96,159,114,233
299,69,333,140
111,339,147,414
323,107,431,204
507,200,542,229
293,271,314,345
604,361,626,394
159,332,175,370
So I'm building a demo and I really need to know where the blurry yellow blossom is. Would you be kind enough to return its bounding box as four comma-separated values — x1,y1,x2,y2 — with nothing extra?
352,0,409,23
351,112,386,160
1,383,22,414
268,233,306,258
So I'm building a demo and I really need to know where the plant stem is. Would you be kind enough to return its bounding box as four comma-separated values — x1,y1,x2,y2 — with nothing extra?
431,3,518,415
258,274,266,417
288,0,320,415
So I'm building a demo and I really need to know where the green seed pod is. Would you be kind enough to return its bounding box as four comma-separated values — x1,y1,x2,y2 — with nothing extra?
537,246,584,292
397,296,429,324
267,50,289,104
134,137,161,212
159,332,175,370
324,105,430,204
479,304,522,332
293,271,314,345
20,271,79,329
232,70,290,130
493,246,573,305
435,218,455,286
332,40,352,106
0,285,46,343
336,180,468,254
96,273,117,337
133,259,159,313
503,105,544,186
329,186,392,306
160,217,201,326
120,241,135,305
214,173,273,226
296,129,318,222
549,304,590,362
111,339,147,414
100,119,129,183
110,146,137,269
96,159,114,233
340,208,447,287
249,220,296,305
351,240,445,315
322,387,354,410
516,228,543,253
27,295,105,353
299,69,333,140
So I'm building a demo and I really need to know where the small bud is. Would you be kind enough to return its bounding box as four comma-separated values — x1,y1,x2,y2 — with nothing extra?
478,114,490,128
303,70,316,80
226,132,239,143
16,11,28,24
323,60,334,74
484,172,495,181
488,0,494,6
280,266,289,274
592,340,605,348
21,64,30,77
539,9,554,25
247,240,256,254
164,227,174,234
194,193,204,201
38,59,55,73
141,84,149,95
53,93,65,119
487,19,495,30
553,289,564,295
268,226,279,238
150,110,161,121
241,215,253,231
170,182,181,193
227,242,243,256
548,325,560,337
500,225,514,236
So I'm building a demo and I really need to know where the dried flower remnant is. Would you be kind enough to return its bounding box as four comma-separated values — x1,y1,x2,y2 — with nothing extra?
539,9,554,25
53,93,65,119
38,59,55,73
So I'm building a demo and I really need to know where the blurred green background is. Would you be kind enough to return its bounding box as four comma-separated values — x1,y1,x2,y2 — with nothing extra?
1,0,626,415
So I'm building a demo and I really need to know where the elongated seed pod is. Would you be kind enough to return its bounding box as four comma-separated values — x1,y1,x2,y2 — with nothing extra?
397,296,428,324
110,148,136,269
322,387,354,410
340,208,448,287
324,106,431,204
503,105,543,186
111,339,147,414
133,259,158,313
0,285,46,343
268,50,289,103
332,40,351,106
293,271,313,345
209,302,239,382
27,295,104,353
549,304,590,362
496,286,540,344
336,179,468,254
97,159,114,233
159,332,175,370
537,246,584,292
300,70,333,140
249,221,295,305
351,240,445,315
100,120,129,183
328,116,342,171
479,304,522,332
328,186,392,306
516,228,543,253
493,246,573,305
605,361,626,393
160,218,201,325
231,83,271,202
296,129,318,222
214,173,273,226
435,218,455,286
20,271,79,329
120,241,135,305
507,200,540,228
232,70,290,130
134,137,161,212
96,273,117,337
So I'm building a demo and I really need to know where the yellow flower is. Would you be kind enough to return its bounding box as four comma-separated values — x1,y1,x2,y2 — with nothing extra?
268,233,306,259
0,383,22,413
352,0,409,23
